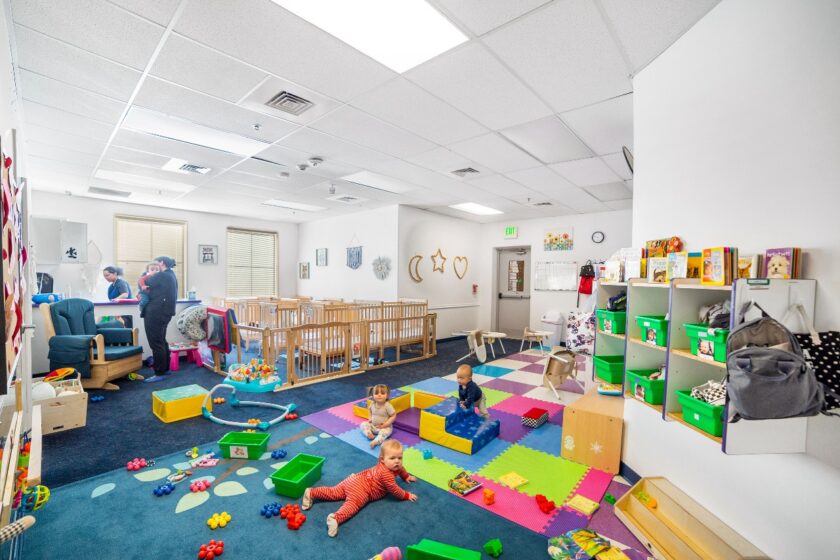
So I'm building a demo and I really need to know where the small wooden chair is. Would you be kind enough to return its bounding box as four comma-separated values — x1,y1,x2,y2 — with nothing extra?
456,330,488,363
543,349,585,399
520,328,548,353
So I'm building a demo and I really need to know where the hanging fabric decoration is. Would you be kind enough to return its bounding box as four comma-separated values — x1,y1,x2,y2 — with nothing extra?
372,256,391,280
346,246,363,270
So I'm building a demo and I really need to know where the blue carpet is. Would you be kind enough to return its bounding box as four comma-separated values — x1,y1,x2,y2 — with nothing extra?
28,420,548,558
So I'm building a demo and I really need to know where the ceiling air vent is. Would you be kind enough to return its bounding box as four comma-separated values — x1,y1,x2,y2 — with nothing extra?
179,163,211,174
531,201,553,207
88,186,131,198
327,194,366,205
451,167,480,178
264,91,314,116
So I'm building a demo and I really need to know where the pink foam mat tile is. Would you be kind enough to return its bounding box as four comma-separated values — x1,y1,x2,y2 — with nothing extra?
324,400,366,425
490,394,565,418
301,410,358,435
574,468,613,504
461,475,559,534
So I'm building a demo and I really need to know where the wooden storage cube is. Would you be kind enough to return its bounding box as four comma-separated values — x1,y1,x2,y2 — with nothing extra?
561,387,623,473
614,477,768,560
39,376,88,435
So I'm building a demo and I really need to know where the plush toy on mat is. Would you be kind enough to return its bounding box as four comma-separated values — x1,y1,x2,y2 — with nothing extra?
367,547,401,560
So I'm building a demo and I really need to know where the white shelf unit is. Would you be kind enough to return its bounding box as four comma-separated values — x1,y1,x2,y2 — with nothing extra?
593,280,629,384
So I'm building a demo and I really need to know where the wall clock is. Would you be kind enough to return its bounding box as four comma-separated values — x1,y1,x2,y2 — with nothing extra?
591,231,605,244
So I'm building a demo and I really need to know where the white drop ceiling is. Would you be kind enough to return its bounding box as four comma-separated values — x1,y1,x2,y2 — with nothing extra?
8,0,719,223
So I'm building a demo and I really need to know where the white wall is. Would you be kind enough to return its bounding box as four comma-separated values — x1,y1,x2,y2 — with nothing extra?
30,191,299,302
477,210,632,334
398,206,481,337
631,1,840,557
297,206,399,301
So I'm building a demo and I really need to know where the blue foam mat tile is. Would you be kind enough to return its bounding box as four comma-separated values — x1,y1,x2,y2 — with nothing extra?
517,423,563,456
335,427,380,458
471,364,515,378
407,377,459,395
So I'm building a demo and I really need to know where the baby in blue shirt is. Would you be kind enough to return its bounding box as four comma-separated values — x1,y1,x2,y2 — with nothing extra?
456,364,490,420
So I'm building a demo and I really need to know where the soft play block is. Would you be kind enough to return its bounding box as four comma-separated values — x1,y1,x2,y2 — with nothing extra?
414,391,447,409
152,384,210,423
522,407,549,428
406,538,481,560
353,389,411,419
419,397,500,455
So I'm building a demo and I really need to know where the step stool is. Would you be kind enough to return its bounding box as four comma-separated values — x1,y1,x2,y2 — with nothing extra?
169,345,202,371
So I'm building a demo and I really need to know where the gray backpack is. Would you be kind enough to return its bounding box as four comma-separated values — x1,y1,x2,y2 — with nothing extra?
726,304,830,420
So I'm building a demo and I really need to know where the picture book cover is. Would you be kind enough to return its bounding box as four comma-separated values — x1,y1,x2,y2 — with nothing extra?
764,247,796,279
604,260,623,282
625,259,644,281
737,254,762,279
448,471,483,496
645,238,670,259
647,257,668,283
702,247,726,285
666,252,688,282
687,252,702,279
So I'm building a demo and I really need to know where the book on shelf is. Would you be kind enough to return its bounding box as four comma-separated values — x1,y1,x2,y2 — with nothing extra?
701,247,737,285
764,247,800,279
645,238,670,259
737,254,762,279
604,260,623,282
686,252,702,279
448,471,483,496
666,252,688,282
624,258,645,281
647,257,668,283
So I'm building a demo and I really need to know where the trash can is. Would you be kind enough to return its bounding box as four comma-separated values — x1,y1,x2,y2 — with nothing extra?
541,310,564,347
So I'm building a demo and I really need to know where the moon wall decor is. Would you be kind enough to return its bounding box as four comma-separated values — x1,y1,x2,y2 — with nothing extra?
431,248,447,273
453,256,469,279
408,255,423,283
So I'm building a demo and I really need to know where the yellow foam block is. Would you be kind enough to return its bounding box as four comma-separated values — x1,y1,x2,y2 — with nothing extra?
419,410,445,433
354,392,412,419
414,391,446,410
353,404,369,419
419,410,473,454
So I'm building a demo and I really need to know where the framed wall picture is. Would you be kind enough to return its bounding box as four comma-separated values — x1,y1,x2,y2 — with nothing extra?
316,248,328,267
198,244,218,265
299,262,310,279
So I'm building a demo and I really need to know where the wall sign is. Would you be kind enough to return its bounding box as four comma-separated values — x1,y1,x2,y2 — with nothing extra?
346,246,362,270
504,226,518,239
198,244,218,265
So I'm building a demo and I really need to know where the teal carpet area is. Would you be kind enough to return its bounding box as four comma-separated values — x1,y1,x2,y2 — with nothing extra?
27,418,548,558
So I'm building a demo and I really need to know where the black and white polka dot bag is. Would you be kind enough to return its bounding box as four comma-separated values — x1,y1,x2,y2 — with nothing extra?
791,305,840,411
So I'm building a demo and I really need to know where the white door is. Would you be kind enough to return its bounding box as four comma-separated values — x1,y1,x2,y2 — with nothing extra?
495,248,530,337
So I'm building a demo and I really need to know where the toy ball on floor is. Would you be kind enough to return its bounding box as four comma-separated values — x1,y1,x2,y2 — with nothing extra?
191,480,211,493
198,539,224,559
271,449,287,459
23,485,50,511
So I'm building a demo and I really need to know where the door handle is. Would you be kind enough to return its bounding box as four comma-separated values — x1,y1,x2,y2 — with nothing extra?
498,292,503,300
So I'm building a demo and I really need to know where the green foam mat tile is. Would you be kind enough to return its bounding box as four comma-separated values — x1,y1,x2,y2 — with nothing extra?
403,447,463,492
478,444,588,506
446,386,513,408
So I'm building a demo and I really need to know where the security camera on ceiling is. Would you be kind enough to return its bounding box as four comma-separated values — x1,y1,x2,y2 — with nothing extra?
308,157,323,167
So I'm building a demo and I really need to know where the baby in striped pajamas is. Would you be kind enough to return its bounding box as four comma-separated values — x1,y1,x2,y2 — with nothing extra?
302,439,418,537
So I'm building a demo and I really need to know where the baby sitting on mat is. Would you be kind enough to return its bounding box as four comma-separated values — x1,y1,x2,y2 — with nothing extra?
361,384,396,449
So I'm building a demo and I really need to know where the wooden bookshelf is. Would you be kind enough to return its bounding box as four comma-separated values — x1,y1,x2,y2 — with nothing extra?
625,390,664,415
667,412,723,445
670,348,726,369
597,329,625,340
628,336,666,351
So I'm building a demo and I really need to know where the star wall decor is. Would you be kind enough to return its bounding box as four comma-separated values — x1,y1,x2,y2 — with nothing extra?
431,248,446,273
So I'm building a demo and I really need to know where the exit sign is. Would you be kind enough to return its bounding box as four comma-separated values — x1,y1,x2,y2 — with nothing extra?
504,226,518,239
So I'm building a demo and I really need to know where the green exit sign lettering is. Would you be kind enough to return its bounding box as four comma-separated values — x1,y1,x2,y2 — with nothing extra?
504,226,518,239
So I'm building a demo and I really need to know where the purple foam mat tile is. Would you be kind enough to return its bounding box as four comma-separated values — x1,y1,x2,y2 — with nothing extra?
490,409,531,443
558,379,585,394
541,506,589,537
393,407,421,434
520,362,547,374
391,427,422,447
587,481,646,552
507,353,545,363
482,378,536,396
301,410,357,435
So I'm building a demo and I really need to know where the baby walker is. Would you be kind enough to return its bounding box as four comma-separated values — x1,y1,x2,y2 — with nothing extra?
201,359,296,431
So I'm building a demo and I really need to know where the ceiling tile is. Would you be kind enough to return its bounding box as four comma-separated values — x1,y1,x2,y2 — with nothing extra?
605,198,633,211
467,174,536,199
406,147,493,177
132,77,299,143
278,128,391,169
407,41,552,130
561,94,633,156
583,182,632,202
434,0,552,36
109,0,181,26
256,144,361,180
500,115,594,164
110,129,245,170
24,124,108,156
103,145,172,169
174,0,395,101
601,152,632,181
25,141,100,168
23,100,114,140
28,155,93,178
549,186,610,213
97,159,206,186
351,77,487,145
365,159,468,192
550,157,621,187
449,133,540,173
28,170,89,192
151,35,268,103
19,70,125,123
11,0,165,70
600,0,720,70
505,166,576,193
14,25,141,101
482,0,631,113
312,106,436,159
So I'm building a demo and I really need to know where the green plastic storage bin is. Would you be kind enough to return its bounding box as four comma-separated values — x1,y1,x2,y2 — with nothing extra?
218,431,270,460
626,369,665,405
596,309,627,335
593,355,625,384
636,315,668,347
684,323,729,363
270,453,325,498
675,390,724,437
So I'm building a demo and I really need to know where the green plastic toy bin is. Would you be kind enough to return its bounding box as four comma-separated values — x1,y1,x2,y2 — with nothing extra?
635,315,668,347
675,390,724,437
596,309,627,335
684,323,729,363
626,369,665,405
270,454,325,498
218,431,270,460
593,355,625,384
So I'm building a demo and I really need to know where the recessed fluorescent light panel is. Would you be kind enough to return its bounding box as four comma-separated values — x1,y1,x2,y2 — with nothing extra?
272,0,467,73
94,169,195,193
262,199,327,212
341,170,417,194
449,202,503,215
122,107,268,158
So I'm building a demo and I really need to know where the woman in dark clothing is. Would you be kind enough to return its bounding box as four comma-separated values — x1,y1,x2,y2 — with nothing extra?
103,266,131,301
143,256,179,383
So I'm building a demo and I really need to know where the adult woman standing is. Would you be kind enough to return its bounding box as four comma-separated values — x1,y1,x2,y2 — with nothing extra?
102,266,131,301
142,256,178,383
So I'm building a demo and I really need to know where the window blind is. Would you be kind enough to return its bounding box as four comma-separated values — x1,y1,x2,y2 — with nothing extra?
114,215,186,298
226,228,278,297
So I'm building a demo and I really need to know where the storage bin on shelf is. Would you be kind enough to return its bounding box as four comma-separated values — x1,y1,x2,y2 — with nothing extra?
270,454,325,498
675,390,724,437
593,355,625,384
218,431,270,459
683,323,729,363
635,315,668,347
626,369,665,405
596,309,627,335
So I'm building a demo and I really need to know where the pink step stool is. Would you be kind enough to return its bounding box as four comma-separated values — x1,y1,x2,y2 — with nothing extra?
169,345,202,371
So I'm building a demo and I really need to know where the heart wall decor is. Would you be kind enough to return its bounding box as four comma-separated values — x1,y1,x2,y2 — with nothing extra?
453,256,469,279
